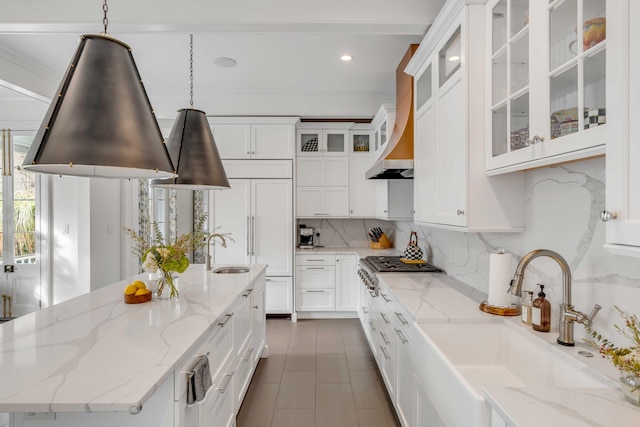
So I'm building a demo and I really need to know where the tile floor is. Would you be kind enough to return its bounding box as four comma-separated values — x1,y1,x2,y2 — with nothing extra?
236,318,400,427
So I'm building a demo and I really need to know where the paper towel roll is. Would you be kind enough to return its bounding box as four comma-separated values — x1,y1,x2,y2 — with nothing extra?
487,251,512,307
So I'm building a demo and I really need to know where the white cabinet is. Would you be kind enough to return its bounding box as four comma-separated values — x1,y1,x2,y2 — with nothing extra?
295,253,359,313
296,157,349,187
374,180,414,221
335,254,358,312
296,187,349,217
484,0,607,174
212,179,293,276
349,130,376,217
603,1,640,257
209,118,297,160
211,176,293,314
371,104,396,155
297,129,349,156
265,276,293,314
406,0,525,232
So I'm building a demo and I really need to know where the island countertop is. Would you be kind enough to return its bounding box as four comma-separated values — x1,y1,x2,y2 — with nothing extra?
0,264,266,414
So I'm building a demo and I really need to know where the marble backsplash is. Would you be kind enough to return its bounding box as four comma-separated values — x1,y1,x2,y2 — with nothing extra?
296,218,394,248
391,157,640,347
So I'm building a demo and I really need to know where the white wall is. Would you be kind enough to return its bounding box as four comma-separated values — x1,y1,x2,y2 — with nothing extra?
52,177,123,304
392,157,640,348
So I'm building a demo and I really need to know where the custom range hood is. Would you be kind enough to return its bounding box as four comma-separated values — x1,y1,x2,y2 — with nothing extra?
366,44,418,179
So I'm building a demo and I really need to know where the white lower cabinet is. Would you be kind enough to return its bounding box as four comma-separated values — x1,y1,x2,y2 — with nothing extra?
295,253,359,314
490,409,507,427
265,277,293,314
296,288,336,311
335,254,358,311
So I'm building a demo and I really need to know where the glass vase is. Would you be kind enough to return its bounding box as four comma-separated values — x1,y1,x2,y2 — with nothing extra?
619,371,640,406
156,269,179,299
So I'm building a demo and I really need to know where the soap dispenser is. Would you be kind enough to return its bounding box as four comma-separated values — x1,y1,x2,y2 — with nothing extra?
521,291,533,326
532,284,551,332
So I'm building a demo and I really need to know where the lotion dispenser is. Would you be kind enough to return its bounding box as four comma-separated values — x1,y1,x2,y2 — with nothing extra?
532,284,551,332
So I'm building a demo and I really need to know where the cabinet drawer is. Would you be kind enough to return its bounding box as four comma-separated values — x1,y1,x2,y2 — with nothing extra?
296,254,335,265
296,265,336,289
296,289,336,311
174,311,234,401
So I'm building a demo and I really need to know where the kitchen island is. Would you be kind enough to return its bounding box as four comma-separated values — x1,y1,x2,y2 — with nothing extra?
0,264,266,427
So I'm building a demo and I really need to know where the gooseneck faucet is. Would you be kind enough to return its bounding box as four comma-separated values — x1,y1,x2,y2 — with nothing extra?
508,249,601,346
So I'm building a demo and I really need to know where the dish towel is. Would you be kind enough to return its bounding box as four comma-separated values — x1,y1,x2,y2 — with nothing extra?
187,355,213,405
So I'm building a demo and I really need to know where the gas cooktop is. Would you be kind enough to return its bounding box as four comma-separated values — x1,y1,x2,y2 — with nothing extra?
362,256,443,273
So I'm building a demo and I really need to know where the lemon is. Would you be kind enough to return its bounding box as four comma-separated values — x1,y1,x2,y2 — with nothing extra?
135,288,151,296
132,280,147,290
124,285,138,295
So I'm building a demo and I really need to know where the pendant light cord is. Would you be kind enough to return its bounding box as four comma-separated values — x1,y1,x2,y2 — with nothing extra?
102,0,109,35
189,34,194,108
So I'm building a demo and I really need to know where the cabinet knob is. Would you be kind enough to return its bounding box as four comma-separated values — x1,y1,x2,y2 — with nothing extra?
600,210,618,222
384,210,388,213
410,210,415,214
529,135,544,145
457,209,465,216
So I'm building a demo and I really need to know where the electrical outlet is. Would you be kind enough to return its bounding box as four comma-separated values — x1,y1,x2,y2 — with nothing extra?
4,265,14,273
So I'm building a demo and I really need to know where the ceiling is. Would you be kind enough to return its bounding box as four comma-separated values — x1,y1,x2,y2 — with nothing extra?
0,0,445,129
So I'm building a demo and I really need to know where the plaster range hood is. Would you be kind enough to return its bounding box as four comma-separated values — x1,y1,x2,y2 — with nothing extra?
366,44,419,179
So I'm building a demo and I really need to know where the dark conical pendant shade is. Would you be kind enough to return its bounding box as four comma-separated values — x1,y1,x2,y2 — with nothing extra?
151,108,230,189
22,34,176,179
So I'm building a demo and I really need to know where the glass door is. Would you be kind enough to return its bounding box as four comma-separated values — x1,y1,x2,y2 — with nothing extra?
1,130,45,318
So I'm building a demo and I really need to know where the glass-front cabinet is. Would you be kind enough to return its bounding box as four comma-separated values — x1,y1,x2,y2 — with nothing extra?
485,0,606,174
297,129,348,157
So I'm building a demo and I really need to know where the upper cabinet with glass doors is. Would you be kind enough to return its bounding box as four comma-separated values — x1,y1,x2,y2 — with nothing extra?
485,0,607,175
297,129,349,157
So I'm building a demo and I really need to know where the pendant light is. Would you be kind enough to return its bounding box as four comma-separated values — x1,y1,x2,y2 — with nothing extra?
21,0,176,179
151,34,229,190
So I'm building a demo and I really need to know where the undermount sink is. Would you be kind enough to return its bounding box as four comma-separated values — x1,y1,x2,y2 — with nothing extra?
212,267,250,274
415,319,612,427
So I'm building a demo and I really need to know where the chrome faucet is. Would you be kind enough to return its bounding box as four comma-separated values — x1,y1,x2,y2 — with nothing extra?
508,249,601,346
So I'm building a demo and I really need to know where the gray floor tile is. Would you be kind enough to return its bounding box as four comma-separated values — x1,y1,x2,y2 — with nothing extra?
236,383,279,427
349,371,389,408
252,355,286,384
289,323,317,346
315,384,359,427
316,331,345,355
270,408,315,427
356,407,400,427
345,345,376,372
341,326,368,346
316,355,350,384
284,345,316,372
275,371,316,409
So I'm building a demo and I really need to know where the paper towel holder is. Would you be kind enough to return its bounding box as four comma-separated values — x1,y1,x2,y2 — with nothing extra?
479,248,521,316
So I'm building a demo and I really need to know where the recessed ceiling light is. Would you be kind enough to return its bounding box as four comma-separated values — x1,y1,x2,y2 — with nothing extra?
448,55,460,62
213,57,238,68
341,55,353,62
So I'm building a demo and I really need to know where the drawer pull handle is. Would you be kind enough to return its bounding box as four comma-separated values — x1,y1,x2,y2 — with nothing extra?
254,305,259,309
217,371,234,394
306,290,325,293
380,331,390,346
380,313,390,324
381,293,391,303
217,313,233,327
369,320,376,331
395,329,408,344
306,267,325,270
362,307,368,313
242,288,254,298
395,312,409,325
380,345,390,360
242,348,254,362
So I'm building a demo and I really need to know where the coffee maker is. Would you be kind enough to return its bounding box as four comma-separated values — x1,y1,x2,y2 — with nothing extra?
298,224,315,249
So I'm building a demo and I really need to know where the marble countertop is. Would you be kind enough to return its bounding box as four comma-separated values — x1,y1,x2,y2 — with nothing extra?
0,264,266,413
375,272,640,426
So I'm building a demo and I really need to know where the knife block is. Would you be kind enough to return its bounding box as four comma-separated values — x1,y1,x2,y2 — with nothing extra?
370,233,392,249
